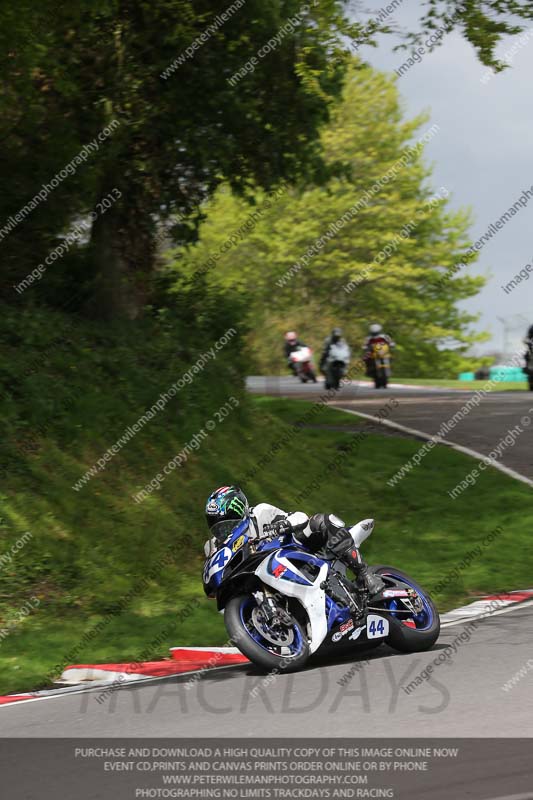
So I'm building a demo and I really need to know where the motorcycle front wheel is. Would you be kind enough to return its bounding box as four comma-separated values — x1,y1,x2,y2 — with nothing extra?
374,367,388,388
225,594,310,672
330,363,343,390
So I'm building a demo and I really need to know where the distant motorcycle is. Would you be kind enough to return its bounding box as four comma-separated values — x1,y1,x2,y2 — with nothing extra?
202,513,440,672
524,346,533,391
324,341,351,390
368,340,392,388
288,346,317,383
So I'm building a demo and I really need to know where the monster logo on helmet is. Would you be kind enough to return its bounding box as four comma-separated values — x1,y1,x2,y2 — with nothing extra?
205,485,249,531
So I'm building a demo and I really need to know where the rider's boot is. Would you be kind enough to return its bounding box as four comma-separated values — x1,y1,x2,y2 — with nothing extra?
329,530,384,597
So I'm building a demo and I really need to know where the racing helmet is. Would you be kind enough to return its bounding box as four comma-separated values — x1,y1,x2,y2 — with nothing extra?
331,327,342,343
369,323,382,335
285,331,298,344
205,485,249,540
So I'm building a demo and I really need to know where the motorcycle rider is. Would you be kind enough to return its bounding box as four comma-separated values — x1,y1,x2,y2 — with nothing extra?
320,327,344,370
363,323,395,376
524,325,533,389
204,485,383,596
284,331,307,375
320,327,351,386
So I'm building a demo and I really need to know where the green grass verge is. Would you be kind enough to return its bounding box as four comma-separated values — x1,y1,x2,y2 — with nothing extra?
1,391,532,696
391,378,528,391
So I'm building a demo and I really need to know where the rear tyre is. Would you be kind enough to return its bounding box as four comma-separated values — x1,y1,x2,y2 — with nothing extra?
225,594,310,672
370,566,440,653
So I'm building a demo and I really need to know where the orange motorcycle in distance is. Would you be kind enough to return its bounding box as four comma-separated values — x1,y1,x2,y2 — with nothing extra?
369,340,392,388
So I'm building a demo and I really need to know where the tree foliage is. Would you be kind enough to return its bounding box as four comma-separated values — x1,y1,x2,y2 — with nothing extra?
170,64,487,376
1,0,366,317
402,1,533,69
1,0,525,324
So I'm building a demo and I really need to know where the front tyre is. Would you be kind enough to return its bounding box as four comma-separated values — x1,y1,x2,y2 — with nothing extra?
371,566,440,652
224,594,310,672
375,366,388,388
331,363,343,390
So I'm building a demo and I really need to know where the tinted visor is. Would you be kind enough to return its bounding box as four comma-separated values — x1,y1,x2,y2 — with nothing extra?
211,518,247,544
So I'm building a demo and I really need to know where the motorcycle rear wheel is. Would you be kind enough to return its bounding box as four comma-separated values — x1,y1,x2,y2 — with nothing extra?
370,566,440,652
225,594,310,672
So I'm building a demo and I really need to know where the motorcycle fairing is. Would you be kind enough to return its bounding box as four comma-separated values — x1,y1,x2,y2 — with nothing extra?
266,548,317,586
255,547,330,654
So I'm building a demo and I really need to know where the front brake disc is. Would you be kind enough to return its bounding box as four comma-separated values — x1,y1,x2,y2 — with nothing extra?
251,607,295,646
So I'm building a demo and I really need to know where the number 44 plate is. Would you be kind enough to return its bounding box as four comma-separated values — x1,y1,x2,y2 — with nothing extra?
366,614,389,639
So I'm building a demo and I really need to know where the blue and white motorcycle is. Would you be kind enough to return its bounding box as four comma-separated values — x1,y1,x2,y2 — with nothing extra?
203,513,440,672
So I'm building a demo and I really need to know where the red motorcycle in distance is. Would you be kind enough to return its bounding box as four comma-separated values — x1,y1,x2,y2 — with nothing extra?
289,346,318,383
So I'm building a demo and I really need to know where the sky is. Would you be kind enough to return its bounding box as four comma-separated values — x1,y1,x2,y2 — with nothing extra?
350,0,533,354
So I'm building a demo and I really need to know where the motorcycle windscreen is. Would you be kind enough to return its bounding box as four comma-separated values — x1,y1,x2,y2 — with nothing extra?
203,518,250,593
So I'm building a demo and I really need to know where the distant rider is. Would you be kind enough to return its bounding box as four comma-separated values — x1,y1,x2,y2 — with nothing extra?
319,327,351,376
363,323,395,376
320,327,344,370
284,331,306,375
524,325,533,389
203,485,383,596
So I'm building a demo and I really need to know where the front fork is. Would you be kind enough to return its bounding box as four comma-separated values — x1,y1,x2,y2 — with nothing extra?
253,588,293,628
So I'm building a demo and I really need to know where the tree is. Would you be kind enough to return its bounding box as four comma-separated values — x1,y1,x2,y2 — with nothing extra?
2,1,525,322
170,63,487,376
401,1,533,70
0,0,367,319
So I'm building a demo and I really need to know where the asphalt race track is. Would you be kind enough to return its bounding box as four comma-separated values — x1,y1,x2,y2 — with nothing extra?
2,602,533,741
248,375,533,481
